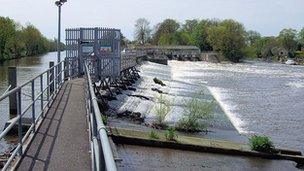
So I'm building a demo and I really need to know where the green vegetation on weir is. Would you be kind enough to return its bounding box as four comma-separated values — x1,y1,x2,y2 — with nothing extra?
134,18,304,63
0,16,64,62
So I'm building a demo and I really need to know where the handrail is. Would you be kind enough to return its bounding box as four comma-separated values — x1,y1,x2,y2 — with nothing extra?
0,61,67,171
85,64,117,171
1,85,11,96
0,61,64,102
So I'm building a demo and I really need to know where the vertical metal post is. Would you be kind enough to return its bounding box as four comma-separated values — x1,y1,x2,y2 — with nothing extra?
31,80,36,132
40,75,44,116
49,62,55,95
64,59,69,80
8,67,17,119
57,5,61,64
17,90,22,156
47,70,50,107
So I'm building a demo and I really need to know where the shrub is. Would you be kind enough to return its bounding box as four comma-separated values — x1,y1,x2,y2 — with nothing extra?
102,115,108,125
176,91,214,132
149,130,160,139
249,135,276,153
165,127,177,141
152,94,172,128
153,77,166,86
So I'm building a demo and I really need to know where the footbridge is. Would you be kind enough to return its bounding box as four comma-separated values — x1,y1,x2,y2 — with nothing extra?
0,27,145,171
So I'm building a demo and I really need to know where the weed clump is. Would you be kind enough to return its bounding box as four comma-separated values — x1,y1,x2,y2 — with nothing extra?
152,94,172,129
176,91,214,132
149,130,160,139
165,127,178,141
153,77,166,86
249,135,277,153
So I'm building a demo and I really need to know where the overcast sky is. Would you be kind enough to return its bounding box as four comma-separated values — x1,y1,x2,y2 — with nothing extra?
0,0,303,40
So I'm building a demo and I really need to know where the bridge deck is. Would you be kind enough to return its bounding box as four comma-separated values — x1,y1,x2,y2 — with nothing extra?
16,78,91,171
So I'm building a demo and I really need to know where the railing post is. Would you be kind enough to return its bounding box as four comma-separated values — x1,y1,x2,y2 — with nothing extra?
8,67,17,119
40,74,44,117
17,90,23,156
49,61,55,95
64,59,69,80
47,70,50,107
31,80,36,132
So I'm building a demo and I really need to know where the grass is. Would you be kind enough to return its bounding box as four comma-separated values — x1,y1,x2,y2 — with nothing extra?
152,94,172,128
249,135,277,153
153,77,166,86
176,91,214,132
149,130,160,139
165,127,178,141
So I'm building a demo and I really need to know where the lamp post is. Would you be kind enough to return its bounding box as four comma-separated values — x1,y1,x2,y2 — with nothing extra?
55,0,67,64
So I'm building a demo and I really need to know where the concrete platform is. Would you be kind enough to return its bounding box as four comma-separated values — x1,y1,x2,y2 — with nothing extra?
16,78,91,171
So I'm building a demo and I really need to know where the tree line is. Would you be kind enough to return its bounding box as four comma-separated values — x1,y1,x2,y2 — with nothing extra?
134,18,304,62
0,16,63,62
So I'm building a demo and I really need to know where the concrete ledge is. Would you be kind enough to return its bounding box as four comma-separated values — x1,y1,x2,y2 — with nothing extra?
109,127,304,166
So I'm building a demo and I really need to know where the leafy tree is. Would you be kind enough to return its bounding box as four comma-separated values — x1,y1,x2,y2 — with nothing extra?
207,19,246,62
246,30,261,46
134,18,151,45
298,28,304,49
183,19,199,33
278,28,297,53
0,16,59,62
153,19,180,44
0,17,17,61
191,20,217,51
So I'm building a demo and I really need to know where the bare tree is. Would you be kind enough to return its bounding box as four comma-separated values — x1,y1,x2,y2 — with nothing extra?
134,18,151,45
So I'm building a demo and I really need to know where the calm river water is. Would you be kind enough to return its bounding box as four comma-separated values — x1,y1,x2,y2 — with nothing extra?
0,52,65,153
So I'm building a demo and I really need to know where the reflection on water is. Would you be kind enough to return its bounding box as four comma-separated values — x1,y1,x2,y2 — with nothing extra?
0,52,65,153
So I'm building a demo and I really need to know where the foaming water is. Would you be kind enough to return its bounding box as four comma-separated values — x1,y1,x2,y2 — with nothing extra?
207,86,248,134
169,60,304,152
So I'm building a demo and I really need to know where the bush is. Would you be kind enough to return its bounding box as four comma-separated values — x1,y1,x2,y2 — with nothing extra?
149,130,160,139
152,94,172,128
176,92,214,132
153,77,166,86
165,127,177,141
249,135,276,153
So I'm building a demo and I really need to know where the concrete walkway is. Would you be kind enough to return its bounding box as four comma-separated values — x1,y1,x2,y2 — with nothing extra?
16,78,91,171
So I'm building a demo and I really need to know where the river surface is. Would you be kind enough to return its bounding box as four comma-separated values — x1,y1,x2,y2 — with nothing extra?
0,52,65,153
169,60,304,153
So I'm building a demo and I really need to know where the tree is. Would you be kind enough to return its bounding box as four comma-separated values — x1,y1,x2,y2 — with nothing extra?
278,28,297,53
183,19,199,33
134,18,151,45
0,17,17,61
207,19,246,62
298,28,304,49
153,19,180,45
246,30,261,46
191,19,217,51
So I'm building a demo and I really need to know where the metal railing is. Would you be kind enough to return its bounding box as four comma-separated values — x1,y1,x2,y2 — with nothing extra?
84,64,117,171
0,61,66,171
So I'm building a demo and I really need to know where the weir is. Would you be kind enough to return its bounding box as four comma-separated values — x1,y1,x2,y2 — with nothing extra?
0,27,303,171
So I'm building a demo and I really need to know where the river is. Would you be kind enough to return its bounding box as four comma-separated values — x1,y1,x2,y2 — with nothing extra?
0,52,65,153
169,60,304,153
0,56,303,157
